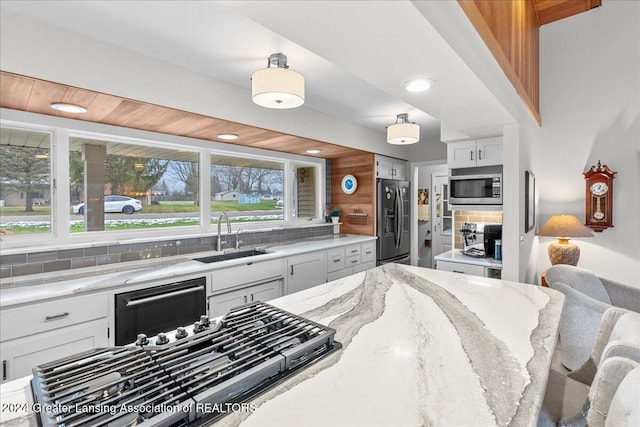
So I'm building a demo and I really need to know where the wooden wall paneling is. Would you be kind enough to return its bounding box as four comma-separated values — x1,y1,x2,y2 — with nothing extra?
534,0,602,26
330,153,376,236
458,0,541,125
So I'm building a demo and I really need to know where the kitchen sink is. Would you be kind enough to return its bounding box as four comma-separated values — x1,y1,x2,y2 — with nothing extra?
194,248,269,263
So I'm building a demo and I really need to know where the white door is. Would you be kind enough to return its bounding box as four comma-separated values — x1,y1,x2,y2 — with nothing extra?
432,174,452,257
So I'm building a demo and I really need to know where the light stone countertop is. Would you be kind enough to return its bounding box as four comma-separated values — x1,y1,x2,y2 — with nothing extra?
0,234,376,307
0,264,563,427
435,248,504,269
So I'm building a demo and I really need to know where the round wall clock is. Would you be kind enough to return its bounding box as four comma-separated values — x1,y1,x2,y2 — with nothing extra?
584,161,616,232
341,175,357,194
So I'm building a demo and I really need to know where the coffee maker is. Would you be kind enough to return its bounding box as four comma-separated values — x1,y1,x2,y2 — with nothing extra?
460,223,502,258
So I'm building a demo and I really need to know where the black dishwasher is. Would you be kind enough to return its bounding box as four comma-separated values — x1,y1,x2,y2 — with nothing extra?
115,277,206,345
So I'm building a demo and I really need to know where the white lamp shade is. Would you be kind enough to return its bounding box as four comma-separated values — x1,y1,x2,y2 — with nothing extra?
252,67,305,109
387,122,420,145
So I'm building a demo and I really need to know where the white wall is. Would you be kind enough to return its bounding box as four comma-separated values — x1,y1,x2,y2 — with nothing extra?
535,2,640,285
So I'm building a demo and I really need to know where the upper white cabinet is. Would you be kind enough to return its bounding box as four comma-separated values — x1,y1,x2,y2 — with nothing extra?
447,137,502,169
376,155,406,180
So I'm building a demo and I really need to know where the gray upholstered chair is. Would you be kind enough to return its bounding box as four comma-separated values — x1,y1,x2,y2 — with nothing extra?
545,265,640,370
538,309,640,426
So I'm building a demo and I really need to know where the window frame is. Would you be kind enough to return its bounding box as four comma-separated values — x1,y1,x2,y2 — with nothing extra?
0,113,326,251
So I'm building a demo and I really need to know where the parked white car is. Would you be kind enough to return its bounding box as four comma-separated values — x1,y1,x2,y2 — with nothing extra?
73,195,142,215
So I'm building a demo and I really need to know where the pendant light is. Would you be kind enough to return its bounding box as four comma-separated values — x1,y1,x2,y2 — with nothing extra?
387,113,419,144
252,53,305,109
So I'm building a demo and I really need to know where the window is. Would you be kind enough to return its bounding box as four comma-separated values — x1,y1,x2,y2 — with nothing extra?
293,163,318,219
1,114,326,249
69,136,199,233
210,154,284,224
0,127,52,235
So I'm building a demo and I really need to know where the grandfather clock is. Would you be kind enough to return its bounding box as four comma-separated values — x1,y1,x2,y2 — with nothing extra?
583,161,616,232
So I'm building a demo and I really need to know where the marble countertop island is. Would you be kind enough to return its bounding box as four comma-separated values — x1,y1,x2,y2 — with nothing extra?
0,264,563,427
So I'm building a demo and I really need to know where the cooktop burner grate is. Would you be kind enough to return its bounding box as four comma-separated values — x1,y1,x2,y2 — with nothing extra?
31,302,340,427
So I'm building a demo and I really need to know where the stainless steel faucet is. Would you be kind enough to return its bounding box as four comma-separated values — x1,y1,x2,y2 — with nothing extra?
216,213,231,252
235,228,243,250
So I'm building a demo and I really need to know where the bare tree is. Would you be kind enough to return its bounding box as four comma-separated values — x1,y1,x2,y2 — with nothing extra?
168,161,199,205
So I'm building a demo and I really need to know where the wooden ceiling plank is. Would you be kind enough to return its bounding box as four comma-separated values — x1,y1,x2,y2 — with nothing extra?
26,80,68,116
0,73,34,110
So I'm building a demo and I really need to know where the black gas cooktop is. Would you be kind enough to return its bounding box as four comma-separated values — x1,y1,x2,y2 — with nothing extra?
30,301,340,427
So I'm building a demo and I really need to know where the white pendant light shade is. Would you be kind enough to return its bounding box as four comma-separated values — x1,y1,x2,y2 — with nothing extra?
387,113,419,145
252,53,304,109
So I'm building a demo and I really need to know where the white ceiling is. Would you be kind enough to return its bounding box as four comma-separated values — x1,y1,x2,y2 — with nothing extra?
0,0,514,143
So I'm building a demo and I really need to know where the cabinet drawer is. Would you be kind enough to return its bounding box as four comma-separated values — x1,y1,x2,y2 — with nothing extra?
0,293,108,342
345,254,361,268
327,268,354,283
354,261,376,274
345,244,361,257
436,261,486,277
327,247,345,273
211,259,284,292
361,242,376,263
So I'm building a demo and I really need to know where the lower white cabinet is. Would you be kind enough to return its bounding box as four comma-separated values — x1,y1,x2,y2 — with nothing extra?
326,241,376,282
287,252,326,294
208,278,283,317
436,260,501,278
1,291,110,384
1,318,108,383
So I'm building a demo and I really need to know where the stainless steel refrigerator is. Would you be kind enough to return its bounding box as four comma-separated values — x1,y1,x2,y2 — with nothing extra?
377,178,410,265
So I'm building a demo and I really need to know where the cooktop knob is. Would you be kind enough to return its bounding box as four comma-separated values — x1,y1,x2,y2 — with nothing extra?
193,321,205,333
175,327,188,339
156,333,169,345
200,315,210,327
136,334,149,345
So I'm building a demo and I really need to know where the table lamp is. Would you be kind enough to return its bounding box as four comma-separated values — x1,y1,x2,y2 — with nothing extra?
537,214,593,265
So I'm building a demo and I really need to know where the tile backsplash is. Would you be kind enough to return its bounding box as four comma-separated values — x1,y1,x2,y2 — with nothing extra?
0,224,335,280
454,210,503,249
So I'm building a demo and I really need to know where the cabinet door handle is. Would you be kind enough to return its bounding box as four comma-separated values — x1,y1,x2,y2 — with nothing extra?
478,149,482,160
470,151,474,161
2,360,6,381
290,265,294,275
453,270,465,274
244,295,248,303
350,259,358,264
333,259,341,263
45,312,69,321
350,249,358,253
365,250,372,255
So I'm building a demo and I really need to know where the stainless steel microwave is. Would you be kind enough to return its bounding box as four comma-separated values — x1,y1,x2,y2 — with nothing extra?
449,174,502,205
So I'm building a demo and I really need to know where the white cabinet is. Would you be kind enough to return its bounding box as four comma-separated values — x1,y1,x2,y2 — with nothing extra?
436,260,501,279
208,278,283,317
376,155,406,180
287,252,326,294
1,293,109,383
210,259,285,294
326,241,376,282
208,259,285,316
447,137,502,169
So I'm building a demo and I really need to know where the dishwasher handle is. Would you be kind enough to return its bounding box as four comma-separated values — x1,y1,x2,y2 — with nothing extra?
125,285,204,307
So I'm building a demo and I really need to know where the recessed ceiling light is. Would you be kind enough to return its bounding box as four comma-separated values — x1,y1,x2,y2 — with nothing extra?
306,149,321,154
404,78,433,93
51,103,88,113
217,133,239,140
